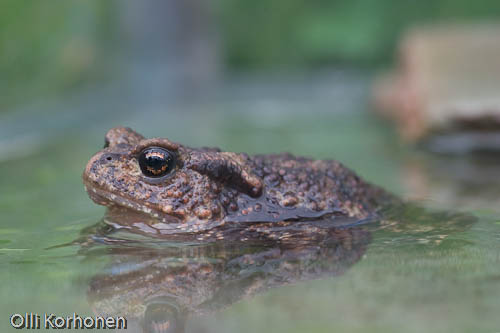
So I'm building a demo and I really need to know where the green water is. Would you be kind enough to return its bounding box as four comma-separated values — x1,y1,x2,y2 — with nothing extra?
2,74,500,332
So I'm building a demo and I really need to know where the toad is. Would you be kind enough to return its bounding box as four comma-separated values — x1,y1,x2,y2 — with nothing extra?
83,127,395,239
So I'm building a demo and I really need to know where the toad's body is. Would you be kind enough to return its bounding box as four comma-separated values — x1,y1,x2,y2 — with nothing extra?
83,127,394,238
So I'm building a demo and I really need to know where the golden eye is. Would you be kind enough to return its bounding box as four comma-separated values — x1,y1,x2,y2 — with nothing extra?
138,147,176,178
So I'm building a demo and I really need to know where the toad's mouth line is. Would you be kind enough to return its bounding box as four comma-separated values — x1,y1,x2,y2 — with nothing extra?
82,178,182,224
82,178,228,233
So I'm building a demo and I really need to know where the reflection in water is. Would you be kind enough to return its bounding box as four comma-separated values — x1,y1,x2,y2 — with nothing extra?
81,220,370,332
77,204,476,333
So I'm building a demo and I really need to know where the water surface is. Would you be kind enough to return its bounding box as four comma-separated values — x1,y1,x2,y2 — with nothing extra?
2,71,500,332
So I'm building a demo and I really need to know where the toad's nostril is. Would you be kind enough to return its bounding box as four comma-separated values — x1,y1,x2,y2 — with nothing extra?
100,154,115,163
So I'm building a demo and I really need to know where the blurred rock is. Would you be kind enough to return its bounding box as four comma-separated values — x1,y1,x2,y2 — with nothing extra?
402,153,500,211
373,24,500,152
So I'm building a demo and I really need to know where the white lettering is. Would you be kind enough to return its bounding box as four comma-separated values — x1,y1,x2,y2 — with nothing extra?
74,313,83,328
44,313,55,329
54,316,66,328
116,316,127,329
10,314,25,329
95,316,105,329
83,316,95,328
106,317,116,328
12,312,127,329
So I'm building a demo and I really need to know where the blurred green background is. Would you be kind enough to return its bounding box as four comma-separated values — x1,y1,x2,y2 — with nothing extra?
3,2,500,332
1,0,500,110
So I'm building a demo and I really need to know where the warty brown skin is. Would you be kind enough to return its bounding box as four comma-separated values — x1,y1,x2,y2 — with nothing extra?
83,127,395,237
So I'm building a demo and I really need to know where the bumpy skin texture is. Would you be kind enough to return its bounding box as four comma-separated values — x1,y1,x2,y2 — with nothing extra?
83,127,394,235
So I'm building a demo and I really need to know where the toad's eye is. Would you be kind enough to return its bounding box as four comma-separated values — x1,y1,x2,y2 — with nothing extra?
138,147,176,178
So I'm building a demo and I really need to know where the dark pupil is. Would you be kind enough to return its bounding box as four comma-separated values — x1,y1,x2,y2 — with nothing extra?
139,147,174,178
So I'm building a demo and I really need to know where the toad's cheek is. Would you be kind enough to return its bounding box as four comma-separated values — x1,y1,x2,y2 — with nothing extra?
83,181,184,224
